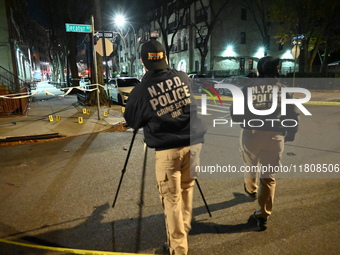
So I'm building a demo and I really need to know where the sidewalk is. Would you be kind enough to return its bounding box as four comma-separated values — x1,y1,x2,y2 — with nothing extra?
0,82,126,143
0,82,339,144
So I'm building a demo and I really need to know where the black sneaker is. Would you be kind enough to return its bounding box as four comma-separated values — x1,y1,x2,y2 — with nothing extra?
163,242,170,254
252,212,267,231
244,184,257,200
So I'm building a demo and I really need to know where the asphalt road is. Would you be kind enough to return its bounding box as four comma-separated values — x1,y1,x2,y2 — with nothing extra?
0,103,339,255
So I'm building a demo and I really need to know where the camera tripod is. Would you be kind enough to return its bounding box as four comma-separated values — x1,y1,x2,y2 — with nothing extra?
112,129,211,217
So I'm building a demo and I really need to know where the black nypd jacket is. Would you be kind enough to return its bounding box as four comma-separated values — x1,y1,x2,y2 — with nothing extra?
230,78,299,137
124,69,207,150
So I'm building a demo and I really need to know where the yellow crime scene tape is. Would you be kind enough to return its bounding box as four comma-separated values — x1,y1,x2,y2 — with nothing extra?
0,239,160,255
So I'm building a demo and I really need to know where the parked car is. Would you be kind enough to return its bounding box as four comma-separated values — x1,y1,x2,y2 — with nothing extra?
106,77,140,105
188,74,218,92
214,77,252,96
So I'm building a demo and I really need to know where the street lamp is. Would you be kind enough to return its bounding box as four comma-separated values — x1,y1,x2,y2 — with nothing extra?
255,47,265,58
114,15,126,27
223,45,235,57
114,15,139,78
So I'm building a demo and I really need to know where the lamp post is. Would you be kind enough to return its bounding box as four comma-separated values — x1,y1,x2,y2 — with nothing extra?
114,15,138,77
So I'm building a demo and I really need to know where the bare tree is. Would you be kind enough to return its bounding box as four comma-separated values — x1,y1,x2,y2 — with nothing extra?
241,0,271,54
39,0,94,83
270,0,340,73
41,0,68,83
148,1,191,62
189,0,231,74
318,4,340,73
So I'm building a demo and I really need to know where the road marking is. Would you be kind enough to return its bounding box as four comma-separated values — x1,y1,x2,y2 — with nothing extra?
198,107,230,114
304,100,340,106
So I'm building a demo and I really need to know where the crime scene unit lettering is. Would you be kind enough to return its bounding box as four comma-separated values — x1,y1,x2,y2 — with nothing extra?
148,76,191,118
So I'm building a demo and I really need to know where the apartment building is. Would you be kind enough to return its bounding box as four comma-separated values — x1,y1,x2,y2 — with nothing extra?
118,0,297,77
0,0,32,91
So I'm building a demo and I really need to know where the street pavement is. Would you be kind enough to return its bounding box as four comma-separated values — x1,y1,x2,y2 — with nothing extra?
0,82,339,254
0,128,339,255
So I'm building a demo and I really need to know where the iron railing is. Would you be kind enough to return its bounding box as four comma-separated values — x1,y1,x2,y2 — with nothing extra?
0,66,32,116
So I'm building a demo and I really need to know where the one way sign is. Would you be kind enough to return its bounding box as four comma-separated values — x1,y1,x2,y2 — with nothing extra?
292,34,305,40
291,34,305,46
95,31,114,38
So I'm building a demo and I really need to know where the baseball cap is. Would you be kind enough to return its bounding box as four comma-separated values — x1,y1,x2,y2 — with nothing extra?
257,56,280,77
141,39,168,70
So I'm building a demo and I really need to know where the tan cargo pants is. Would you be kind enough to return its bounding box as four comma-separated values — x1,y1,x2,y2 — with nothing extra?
240,129,284,219
155,143,202,255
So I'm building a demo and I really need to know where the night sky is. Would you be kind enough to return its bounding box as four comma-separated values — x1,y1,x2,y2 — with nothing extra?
26,0,48,26
26,0,155,27
25,0,340,62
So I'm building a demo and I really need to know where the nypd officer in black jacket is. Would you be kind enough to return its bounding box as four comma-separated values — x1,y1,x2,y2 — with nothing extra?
124,39,206,255
230,56,299,231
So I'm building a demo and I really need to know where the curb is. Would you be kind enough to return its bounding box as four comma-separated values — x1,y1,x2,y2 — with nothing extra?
0,133,62,143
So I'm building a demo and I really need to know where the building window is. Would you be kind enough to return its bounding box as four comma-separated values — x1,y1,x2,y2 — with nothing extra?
264,35,270,50
184,13,190,27
195,60,199,73
240,32,246,44
239,58,245,74
196,37,205,48
168,21,177,33
196,8,208,23
248,58,254,70
183,37,188,51
241,8,247,20
177,37,182,51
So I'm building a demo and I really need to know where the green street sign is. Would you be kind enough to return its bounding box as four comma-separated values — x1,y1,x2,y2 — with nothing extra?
65,23,92,33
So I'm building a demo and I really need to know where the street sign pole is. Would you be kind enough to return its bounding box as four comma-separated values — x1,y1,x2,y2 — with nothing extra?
291,35,304,87
292,45,300,87
91,15,100,120
101,32,111,107
293,51,297,87
101,31,109,80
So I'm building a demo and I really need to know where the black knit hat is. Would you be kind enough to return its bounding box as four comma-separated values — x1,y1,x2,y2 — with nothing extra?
141,39,168,70
257,56,280,77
